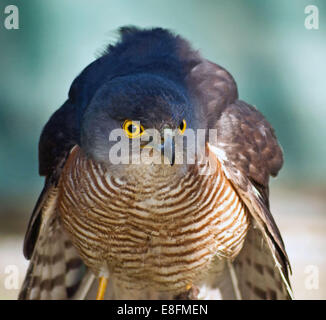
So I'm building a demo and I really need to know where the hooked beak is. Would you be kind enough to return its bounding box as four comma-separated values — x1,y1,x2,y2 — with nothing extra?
145,131,175,166
161,134,175,166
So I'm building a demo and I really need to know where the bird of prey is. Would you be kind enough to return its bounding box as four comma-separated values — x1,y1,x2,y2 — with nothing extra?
19,27,292,300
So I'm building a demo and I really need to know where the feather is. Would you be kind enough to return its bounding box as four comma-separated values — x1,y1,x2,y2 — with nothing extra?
226,260,242,300
208,143,292,299
233,224,292,299
18,187,87,300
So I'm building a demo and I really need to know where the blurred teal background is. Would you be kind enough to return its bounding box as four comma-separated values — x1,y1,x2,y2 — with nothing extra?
0,0,325,299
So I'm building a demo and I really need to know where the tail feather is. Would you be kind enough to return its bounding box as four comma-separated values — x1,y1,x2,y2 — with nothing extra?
232,224,292,300
18,216,86,300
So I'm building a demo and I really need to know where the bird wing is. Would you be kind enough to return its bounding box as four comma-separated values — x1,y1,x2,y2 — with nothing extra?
189,59,292,299
19,101,93,299
23,100,79,259
18,191,87,299
232,222,290,299
206,100,292,299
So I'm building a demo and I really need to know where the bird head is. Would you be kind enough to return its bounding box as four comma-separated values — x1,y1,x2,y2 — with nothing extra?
80,73,197,174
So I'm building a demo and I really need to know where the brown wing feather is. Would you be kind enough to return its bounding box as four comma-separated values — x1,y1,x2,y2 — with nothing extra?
24,98,79,259
207,100,292,298
19,147,92,300
193,59,291,298
233,224,291,299
23,154,68,259
210,100,287,259
19,194,86,299
20,99,86,299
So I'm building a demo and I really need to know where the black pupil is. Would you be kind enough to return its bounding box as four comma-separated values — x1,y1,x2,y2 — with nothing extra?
128,124,137,133
179,121,184,131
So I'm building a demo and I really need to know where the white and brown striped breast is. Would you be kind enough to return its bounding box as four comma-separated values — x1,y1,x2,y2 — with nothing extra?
58,146,250,293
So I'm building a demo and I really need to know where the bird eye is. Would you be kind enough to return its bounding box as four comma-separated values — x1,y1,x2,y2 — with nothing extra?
178,119,187,134
123,120,145,138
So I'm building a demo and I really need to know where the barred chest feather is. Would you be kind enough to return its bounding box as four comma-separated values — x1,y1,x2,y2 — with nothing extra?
58,146,250,295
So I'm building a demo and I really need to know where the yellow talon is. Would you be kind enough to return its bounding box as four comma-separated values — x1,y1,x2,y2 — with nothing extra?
96,277,108,300
186,283,192,291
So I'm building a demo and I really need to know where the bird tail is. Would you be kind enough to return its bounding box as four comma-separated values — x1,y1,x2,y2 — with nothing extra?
18,215,87,300
228,224,293,300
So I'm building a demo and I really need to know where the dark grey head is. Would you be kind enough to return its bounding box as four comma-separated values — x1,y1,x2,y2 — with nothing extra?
80,72,197,170
63,26,214,177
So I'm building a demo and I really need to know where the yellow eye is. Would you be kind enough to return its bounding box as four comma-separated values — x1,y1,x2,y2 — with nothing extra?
178,119,187,134
123,120,145,138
